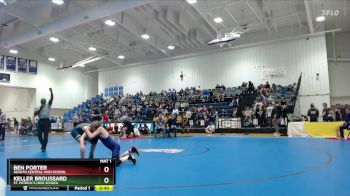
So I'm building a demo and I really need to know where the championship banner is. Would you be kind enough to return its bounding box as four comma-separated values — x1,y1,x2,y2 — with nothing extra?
17,58,28,73
6,56,16,71
28,60,38,74
0,54,4,70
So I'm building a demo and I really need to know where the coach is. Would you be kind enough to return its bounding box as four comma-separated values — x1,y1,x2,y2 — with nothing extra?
34,88,54,152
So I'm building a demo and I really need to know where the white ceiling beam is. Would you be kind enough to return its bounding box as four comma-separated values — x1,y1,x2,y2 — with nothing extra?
262,0,278,32
183,0,220,37
114,12,171,57
304,0,314,33
0,0,151,48
246,0,272,33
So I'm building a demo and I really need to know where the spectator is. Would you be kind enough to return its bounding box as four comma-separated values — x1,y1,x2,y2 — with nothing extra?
322,103,334,122
0,109,6,141
307,104,319,122
271,102,281,136
335,104,343,121
205,123,215,134
338,107,350,139
248,81,254,93
155,114,166,137
167,114,177,138
13,118,19,132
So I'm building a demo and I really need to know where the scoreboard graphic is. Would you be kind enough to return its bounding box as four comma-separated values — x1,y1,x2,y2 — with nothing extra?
7,159,115,191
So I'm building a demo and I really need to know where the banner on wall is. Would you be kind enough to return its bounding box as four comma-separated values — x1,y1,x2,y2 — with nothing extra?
0,55,4,70
28,60,37,74
261,68,285,80
17,58,28,73
6,56,16,71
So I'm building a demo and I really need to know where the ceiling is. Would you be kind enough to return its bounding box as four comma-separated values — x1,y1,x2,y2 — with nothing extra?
0,0,348,71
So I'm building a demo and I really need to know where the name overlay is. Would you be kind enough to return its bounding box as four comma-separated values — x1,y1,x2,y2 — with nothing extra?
7,159,115,191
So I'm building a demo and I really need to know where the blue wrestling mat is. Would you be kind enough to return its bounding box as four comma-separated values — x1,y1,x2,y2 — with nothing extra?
1,134,349,196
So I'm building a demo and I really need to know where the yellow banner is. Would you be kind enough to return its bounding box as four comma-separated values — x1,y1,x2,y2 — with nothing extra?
304,122,344,137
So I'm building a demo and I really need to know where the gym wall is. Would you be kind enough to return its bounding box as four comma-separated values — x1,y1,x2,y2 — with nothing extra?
0,63,98,113
99,35,330,115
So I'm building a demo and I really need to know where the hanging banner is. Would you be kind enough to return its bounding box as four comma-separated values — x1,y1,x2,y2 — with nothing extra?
6,56,16,71
17,58,28,73
28,60,38,74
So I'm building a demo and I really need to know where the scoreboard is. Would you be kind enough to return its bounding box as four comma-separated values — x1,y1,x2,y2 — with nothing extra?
7,159,115,191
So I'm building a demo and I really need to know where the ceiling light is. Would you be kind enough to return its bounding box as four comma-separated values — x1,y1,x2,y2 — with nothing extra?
186,0,197,4
88,47,96,51
316,16,325,22
214,17,223,23
48,58,55,62
118,55,125,59
233,33,240,38
9,49,18,54
49,37,59,42
141,34,150,39
0,0,7,6
79,64,85,67
52,0,64,5
167,45,175,50
105,19,115,26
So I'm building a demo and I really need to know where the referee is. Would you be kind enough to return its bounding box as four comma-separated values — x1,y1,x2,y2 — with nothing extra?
0,108,6,142
34,88,54,152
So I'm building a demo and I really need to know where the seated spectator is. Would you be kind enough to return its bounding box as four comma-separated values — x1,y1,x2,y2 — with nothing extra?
248,81,255,93
278,85,286,98
205,123,215,134
154,114,166,137
230,97,239,108
166,114,177,138
138,123,150,134
338,107,350,139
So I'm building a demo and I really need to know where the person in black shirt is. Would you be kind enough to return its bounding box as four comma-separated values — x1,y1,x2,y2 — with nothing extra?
120,117,134,138
338,107,350,139
271,102,281,136
307,104,319,122
322,103,334,122
335,104,343,121
166,114,177,138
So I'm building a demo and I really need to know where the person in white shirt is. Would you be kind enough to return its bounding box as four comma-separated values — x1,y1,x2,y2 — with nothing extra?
205,123,215,134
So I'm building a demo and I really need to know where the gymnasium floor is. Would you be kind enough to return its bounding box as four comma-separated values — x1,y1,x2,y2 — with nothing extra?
1,133,349,196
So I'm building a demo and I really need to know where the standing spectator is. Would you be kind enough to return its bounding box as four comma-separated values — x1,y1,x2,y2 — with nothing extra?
6,118,12,132
267,103,274,126
0,109,6,141
271,102,281,136
307,104,319,122
322,103,334,122
34,88,54,152
338,107,350,139
13,118,19,132
335,104,343,121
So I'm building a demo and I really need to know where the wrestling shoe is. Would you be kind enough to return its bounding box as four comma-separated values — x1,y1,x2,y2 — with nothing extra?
41,146,46,152
128,155,137,165
131,146,139,156
89,153,94,159
115,158,122,167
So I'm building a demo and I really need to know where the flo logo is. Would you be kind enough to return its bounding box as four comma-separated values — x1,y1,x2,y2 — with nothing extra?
321,10,340,16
